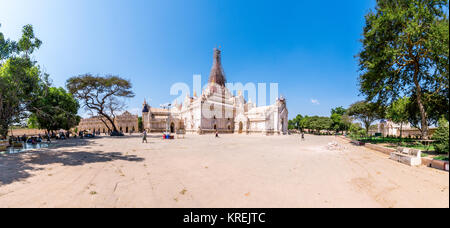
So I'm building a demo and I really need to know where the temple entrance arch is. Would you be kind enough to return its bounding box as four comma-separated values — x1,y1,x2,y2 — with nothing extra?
170,122,175,133
239,122,243,134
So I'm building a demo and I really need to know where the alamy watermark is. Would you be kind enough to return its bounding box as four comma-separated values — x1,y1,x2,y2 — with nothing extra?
167,74,281,119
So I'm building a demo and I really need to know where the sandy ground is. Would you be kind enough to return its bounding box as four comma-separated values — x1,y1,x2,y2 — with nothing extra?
0,134,448,208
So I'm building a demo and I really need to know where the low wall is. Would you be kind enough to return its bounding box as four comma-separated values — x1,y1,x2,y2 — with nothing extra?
422,157,449,171
8,129,47,136
422,157,433,167
339,136,448,172
364,143,396,155
338,136,351,142
338,136,400,155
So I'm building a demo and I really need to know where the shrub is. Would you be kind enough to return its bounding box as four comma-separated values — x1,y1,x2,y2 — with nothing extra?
434,155,449,161
432,117,449,154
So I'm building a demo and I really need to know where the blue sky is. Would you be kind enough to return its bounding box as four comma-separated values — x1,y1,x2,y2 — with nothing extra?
0,0,376,119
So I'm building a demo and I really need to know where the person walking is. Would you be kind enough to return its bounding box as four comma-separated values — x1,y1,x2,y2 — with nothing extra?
301,132,305,141
142,130,148,143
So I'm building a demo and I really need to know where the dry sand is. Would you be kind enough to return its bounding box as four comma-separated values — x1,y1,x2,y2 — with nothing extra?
0,134,448,208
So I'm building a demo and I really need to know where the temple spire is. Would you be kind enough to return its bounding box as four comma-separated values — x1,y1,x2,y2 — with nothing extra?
142,99,149,113
209,48,226,86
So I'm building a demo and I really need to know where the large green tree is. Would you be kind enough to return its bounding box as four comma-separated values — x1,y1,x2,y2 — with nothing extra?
358,0,449,139
386,96,410,137
0,23,16,61
17,24,42,58
0,24,46,138
407,90,449,133
66,74,135,133
0,58,41,136
29,87,80,132
299,115,311,133
331,106,346,116
305,116,333,134
288,114,303,131
347,101,384,136
330,106,351,133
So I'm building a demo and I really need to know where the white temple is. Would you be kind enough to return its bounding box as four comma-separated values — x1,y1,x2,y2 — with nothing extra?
142,48,288,135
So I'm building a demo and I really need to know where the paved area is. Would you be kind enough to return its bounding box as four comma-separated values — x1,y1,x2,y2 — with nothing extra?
0,134,448,208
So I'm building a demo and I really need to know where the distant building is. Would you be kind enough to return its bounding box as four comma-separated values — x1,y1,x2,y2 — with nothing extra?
77,111,138,134
142,48,289,135
376,120,436,138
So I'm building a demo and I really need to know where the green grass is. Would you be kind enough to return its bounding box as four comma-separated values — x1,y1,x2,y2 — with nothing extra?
402,144,435,151
349,136,436,151
357,137,416,144
385,144,434,151
434,155,449,161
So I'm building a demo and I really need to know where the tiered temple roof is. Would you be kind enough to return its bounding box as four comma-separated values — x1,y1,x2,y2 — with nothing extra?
208,48,226,87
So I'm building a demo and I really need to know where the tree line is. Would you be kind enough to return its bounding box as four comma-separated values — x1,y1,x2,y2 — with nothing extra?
357,0,448,140
356,0,448,155
0,24,80,138
288,106,352,135
289,0,449,155
1,23,134,138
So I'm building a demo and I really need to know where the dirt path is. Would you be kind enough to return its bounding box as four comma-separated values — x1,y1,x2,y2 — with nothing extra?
0,134,448,208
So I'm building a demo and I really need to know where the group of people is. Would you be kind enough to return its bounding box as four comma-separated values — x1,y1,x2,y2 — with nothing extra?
15,133,45,143
8,130,71,144
140,130,306,143
141,129,221,143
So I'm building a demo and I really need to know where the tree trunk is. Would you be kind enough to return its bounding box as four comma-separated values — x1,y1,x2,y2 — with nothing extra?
413,68,429,140
364,121,370,137
400,122,403,139
0,126,8,139
99,118,112,132
102,113,118,132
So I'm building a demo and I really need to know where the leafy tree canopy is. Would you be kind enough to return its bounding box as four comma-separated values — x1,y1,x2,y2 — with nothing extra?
0,57,44,137
358,0,449,139
331,106,346,116
387,96,410,123
347,101,384,135
0,24,47,138
386,96,410,137
66,74,134,132
330,106,351,133
30,87,80,132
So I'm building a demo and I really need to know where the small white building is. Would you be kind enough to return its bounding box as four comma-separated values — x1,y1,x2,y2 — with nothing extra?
142,48,288,135
377,120,436,138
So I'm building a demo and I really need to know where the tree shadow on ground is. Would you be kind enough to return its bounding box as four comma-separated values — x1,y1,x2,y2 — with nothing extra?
0,154,42,186
110,135,162,139
47,138,97,150
0,146,144,186
28,151,144,166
